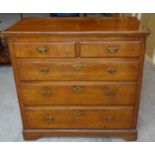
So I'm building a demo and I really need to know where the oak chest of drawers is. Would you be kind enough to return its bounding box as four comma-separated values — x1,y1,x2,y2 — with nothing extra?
2,17,150,140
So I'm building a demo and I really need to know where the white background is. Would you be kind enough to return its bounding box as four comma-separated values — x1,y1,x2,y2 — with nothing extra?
0,0,154,13
0,0,154,154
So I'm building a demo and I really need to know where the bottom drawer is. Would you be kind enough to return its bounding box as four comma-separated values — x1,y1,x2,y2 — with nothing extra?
25,106,134,129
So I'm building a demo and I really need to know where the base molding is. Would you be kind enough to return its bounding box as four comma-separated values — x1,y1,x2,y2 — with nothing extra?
23,129,137,141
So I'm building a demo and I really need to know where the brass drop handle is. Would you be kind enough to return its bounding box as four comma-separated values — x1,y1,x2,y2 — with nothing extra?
73,86,82,93
107,47,118,54
104,115,115,121
73,63,82,71
37,47,48,54
39,67,49,73
74,110,83,116
107,68,117,74
42,92,52,97
45,116,54,124
105,91,116,97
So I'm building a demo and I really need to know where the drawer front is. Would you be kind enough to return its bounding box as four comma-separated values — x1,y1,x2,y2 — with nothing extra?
25,107,134,129
21,83,137,106
13,42,75,58
17,60,139,81
80,42,141,58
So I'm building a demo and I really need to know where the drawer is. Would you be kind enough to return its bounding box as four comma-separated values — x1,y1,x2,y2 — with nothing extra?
25,106,134,129
20,82,137,106
80,41,142,58
17,60,139,81
13,42,75,58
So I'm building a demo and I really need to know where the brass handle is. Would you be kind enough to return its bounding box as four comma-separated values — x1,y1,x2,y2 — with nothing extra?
39,67,49,73
74,110,83,116
42,92,52,97
107,68,117,74
107,47,118,54
105,91,116,97
37,47,48,54
104,115,114,121
73,86,82,93
73,63,82,71
45,116,54,124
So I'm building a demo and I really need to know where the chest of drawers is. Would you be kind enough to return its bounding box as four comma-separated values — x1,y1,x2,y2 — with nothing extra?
2,17,150,141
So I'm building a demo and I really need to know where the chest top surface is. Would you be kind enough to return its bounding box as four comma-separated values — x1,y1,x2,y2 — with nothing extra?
2,17,150,37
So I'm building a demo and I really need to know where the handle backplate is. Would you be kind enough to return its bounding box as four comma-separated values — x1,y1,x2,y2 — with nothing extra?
74,110,83,116
45,116,54,124
37,47,48,54
104,115,115,121
107,68,117,75
73,86,82,93
73,63,82,71
39,67,49,73
42,92,52,97
107,47,118,54
105,91,116,97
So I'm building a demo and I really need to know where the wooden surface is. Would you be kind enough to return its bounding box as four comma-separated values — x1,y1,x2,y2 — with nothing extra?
3,17,149,35
20,82,137,106
17,60,139,81
80,41,142,58
3,17,150,141
23,129,137,141
13,42,76,58
25,106,134,129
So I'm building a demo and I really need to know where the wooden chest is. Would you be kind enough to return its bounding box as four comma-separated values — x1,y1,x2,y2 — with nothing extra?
2,17,150,140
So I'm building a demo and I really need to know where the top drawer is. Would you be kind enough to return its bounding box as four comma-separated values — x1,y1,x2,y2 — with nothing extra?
80,41,142,58
13,42,76,58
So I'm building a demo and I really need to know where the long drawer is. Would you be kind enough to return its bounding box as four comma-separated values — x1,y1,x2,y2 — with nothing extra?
25,106,134,129
17,60,139,81
13,42,76,58
80,41,142,58
20,82,137,106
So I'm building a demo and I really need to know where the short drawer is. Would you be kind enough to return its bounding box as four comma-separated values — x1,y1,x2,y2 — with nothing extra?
20,82,137,106
17,60,139,81
25,106,134,129
80,41,142,58
13,42,75,58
